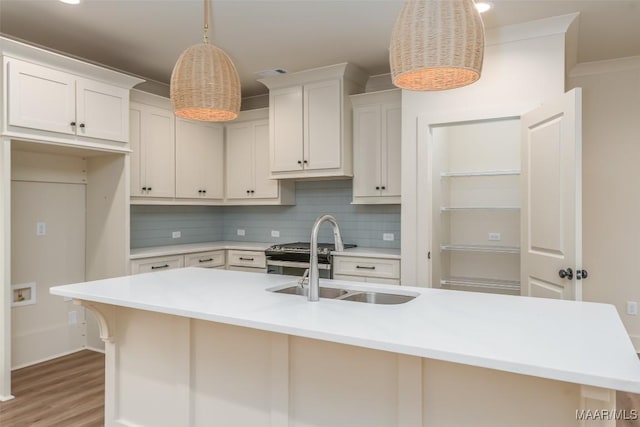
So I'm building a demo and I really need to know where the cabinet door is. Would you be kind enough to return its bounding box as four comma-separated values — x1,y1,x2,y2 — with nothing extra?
353,104,382,198
176,119,223,199
143,105,175,198
381,104,402,198
225,122,255,199
7,59,76,135
252,120,279,198
76,78,129,142
129,105,144,197
304,79,342,170
270,85,303,172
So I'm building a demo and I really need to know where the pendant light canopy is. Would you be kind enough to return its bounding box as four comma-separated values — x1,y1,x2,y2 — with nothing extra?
389,0,485,91
170,0,240,121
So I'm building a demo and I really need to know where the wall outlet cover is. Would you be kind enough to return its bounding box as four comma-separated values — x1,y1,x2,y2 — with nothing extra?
271,230,280,238
627,301,638,316
488,232,501,241
36,222,46,236
172,231,181,239
383,233,394,241
237,229,246,236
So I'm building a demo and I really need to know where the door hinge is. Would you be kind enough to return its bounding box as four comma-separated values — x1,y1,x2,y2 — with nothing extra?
576,269,588,280
427,251,431,260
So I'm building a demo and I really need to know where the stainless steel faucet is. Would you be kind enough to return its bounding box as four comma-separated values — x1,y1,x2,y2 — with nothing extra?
309,214,344,302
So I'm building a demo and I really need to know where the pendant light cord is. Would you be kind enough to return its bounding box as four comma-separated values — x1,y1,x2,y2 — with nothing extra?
203,0,209,44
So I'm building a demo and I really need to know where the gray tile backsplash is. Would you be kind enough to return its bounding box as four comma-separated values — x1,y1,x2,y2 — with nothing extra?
131,180,401,249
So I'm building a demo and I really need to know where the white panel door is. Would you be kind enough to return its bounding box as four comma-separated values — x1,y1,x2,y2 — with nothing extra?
76,78,129,142
304,79,342,170
7,59,76,136
225,122,255,199
176,119,224,199
270,86,303,172
252,120,278,198
352,104,382,198
143,106,175,198
382,103,402,198
521,89,582,300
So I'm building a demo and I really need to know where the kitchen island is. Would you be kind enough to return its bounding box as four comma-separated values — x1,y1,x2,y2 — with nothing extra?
51,268,640,427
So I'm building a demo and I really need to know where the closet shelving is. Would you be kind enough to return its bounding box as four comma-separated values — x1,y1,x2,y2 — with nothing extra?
431,118,522,295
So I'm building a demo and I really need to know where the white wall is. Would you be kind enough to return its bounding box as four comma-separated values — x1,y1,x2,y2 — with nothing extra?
569,57,640,349
401,16,573,286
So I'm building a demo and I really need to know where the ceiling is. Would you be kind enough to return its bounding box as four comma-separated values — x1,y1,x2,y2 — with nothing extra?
1,1,639,98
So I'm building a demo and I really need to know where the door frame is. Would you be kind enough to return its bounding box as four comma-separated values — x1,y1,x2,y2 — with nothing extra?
406,104,537,288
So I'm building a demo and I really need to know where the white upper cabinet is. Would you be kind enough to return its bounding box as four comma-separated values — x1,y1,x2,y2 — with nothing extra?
225,109,294,205
7,58,130,142
130,100,175,199
175,119,224,200
351,89,401,204
258,63,368,179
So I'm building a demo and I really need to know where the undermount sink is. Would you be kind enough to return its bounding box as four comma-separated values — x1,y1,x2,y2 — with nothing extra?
274,285,349,299
269,282,417,305
336,291,416,305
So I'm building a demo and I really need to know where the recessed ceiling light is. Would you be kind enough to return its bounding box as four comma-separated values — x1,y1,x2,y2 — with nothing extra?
475,1,493,13
59,0,81,4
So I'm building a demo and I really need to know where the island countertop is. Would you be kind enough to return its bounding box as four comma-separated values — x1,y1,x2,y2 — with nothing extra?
50,267,640,393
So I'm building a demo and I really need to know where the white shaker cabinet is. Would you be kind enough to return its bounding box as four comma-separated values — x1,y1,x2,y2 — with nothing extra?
175,118,224,200
7,58,129,142
351,89,401,204
225,109,294,205
130,100,175,199
258,63,367,179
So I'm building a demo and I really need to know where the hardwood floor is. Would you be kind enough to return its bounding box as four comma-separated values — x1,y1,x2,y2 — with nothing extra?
0,350,104,427
0,349,638,426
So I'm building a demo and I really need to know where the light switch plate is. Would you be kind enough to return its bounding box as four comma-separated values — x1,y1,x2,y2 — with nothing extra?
36,222,46,236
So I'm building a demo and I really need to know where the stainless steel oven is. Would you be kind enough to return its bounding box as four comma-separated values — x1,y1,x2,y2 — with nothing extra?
265,242,355,279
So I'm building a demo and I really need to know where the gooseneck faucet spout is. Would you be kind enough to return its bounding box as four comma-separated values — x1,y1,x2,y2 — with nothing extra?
309,214,344,302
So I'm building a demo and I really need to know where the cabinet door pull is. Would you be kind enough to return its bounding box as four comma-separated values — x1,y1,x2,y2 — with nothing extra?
375,186,380,190
199,258,213,263
79,123,85,128
381,186,386,190
246,190,251,194
151,264,169,270
202,190,206,194
142,187,147,191
356,265,376,270
250,190,255,194
297,160,302,165
303,160,308,164
148,187,152,191
239,257,255,261
70,121,76,126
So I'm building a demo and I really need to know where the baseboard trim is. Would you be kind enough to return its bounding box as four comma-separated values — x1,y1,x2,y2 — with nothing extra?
85,346,105,354
0,393,15,402
630,335,640,353
11,347,86,371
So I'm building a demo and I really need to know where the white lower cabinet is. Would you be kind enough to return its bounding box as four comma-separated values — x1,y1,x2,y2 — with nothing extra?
227,250,267,272
332,256,401,285
131,255,184,274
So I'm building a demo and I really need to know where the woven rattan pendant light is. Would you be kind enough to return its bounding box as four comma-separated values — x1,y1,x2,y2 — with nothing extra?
170,0,240,121
389,0,485,91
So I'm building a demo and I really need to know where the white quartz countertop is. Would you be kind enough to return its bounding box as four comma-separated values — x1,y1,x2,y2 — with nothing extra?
130,241,272,259
130,242,400,260
50,268,640,393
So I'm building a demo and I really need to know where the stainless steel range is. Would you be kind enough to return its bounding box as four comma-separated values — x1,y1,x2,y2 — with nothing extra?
265,242,356,278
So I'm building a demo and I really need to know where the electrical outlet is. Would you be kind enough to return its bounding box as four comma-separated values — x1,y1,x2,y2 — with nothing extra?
172,231,181,239
237,229,246,236
36,222,46,236
488,232,501,241
383,233,394,241
627,301,638,316
271,230,280,238
68,310,77,325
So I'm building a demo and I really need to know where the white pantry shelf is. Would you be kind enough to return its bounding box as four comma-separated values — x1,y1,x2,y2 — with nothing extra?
441,277,520,292
440,244,520,254
440,170,520,178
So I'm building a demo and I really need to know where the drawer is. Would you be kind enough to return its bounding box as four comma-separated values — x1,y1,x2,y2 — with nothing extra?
185,250,225,268
131,255,184,274
227,250,266,269
332,256,400,280
333,274,400,286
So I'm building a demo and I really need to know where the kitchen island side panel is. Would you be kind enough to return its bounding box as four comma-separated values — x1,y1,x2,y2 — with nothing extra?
100,304,588,427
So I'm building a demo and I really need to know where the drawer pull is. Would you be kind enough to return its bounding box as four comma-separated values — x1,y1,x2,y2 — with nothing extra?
239,257,255,261
356,265,376,270
151,264,169,270
199,258,214,263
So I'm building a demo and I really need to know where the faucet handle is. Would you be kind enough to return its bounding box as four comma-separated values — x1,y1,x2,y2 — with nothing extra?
298,268,310,287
